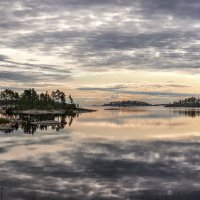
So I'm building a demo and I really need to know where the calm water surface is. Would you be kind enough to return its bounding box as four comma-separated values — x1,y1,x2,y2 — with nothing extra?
0,106,200,199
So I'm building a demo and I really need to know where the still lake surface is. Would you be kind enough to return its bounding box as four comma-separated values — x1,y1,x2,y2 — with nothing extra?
1,106,200,199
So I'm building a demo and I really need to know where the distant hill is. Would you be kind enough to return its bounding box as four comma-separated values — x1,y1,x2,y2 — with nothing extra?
166,97,200,107
103,100,152,107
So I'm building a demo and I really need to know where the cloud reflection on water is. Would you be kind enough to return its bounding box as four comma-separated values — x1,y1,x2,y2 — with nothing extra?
0,107,200,199
1,137,200,199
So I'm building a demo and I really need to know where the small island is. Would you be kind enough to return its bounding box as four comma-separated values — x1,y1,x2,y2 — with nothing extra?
103,100,152,107
0,88,96,114
166,97,200,107
0,88,96,132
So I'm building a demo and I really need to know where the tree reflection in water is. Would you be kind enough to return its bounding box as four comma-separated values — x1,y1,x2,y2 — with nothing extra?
2,113,78,134
170,109,200,118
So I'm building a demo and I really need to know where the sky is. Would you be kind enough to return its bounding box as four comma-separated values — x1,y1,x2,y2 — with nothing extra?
1,0,200,105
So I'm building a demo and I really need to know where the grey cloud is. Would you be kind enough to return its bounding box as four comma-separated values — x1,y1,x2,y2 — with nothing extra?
139,0,200,19
4,61,71,74
125,91,195,97
0,71,38,82
86,31,185,50
0,70,71,83
7,31,84,50
71,30,200,71
0,54,9,61
0,0,200,86
78,86,196,98
0,54,72,84
78,84,128,92
166,84,191,88
13,0,200,18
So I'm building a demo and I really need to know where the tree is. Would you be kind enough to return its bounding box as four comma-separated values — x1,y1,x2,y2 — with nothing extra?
68,95,74,104
0,89,18,108
0,88,76,110
51,90,66,108
20,88,39,109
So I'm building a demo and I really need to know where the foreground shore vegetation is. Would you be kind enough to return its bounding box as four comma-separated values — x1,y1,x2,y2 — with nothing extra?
0,88,77,111
0,118,10,124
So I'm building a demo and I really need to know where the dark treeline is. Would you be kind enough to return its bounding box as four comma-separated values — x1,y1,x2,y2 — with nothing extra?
104,97,200,108
166,97,200,107
0,88,77,110
103,100,151,107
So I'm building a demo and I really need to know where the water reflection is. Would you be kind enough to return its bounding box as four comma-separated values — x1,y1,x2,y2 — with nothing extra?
2,107,200,135
1,107,200,199
0,113,78,134
0,137,200,199
170,108,200,118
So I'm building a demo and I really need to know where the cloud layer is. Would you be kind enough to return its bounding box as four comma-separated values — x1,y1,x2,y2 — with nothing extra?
0,0,200,98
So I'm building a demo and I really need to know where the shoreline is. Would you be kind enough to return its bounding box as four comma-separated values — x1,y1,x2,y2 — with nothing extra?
0,108,97,132
0,125,13,131
0,108,97,115
165,105,200,108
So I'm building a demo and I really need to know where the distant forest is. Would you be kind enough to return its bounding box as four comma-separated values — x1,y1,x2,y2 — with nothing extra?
103,100,151,107
166,97,200,107
104,97,200,108
0,89,77,110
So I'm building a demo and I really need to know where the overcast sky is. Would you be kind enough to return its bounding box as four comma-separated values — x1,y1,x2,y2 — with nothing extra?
1,0,200,105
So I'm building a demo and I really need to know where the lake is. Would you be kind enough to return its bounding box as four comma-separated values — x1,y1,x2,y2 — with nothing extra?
0,106,200,199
